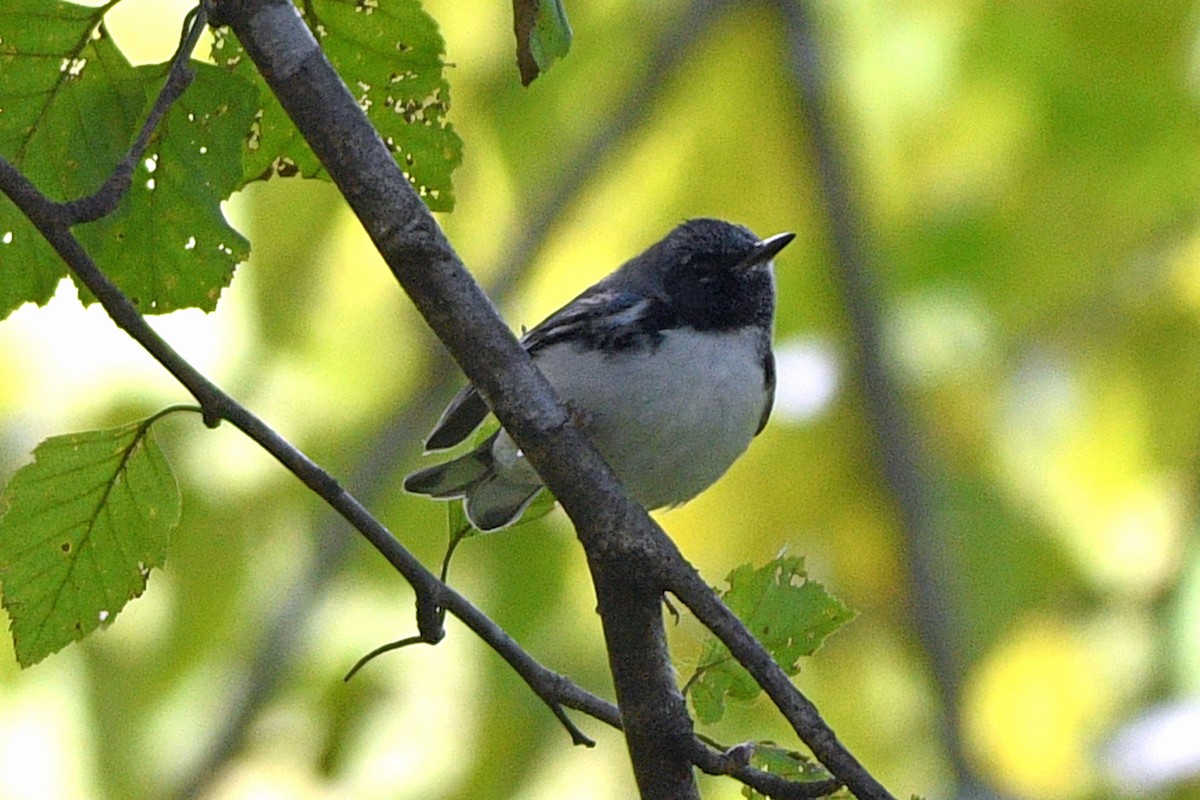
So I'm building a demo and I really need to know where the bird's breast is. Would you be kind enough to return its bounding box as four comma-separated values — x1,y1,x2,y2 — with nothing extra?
532,326,770,508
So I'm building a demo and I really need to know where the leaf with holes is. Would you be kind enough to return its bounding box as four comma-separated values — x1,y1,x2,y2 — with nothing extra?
75,62,258,313
687,555,855,724
0,4,145,318
211,0,462,209
0,419,181,667
209,25,323,181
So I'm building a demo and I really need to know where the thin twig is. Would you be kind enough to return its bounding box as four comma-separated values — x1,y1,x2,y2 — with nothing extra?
343,635,426,682
690,738,843,799
62,5,207,225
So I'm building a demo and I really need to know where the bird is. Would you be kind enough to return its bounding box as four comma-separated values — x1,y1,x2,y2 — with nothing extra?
404,218,795,531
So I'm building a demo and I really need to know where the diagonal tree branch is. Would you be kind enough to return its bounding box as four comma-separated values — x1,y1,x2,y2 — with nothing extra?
171,1,750,794
0,151,602,757
207,1,900,797
205,2,702,796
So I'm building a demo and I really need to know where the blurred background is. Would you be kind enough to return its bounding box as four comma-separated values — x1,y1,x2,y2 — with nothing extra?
3,0,1200,798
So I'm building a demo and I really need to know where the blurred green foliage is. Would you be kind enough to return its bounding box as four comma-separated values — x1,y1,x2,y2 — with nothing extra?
1,0,1200,799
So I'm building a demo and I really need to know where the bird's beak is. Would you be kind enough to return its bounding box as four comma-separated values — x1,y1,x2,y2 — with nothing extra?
737,231,796,270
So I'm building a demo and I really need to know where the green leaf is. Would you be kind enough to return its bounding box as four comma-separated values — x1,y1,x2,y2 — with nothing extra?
75,62,258,313
209,27,324,181
512,0,572,85
740,744,831,800
0,418,182,667
211,0,462,210
688,555,855,724
0,6,145,318
2,0,460,321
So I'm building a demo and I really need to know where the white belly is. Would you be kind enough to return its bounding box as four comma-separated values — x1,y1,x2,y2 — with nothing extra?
522,327,768,508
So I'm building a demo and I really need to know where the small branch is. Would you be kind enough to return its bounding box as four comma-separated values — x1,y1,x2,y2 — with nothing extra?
342,635,426,682
690,739,842,799
63,5,207,225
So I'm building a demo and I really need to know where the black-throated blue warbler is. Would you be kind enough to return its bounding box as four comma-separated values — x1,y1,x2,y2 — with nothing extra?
404,218,795,531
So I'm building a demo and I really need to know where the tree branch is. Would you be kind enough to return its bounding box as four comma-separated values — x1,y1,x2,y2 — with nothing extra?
0,152,602,764
173,1,757,793
206,2,706,796
207,1,900,798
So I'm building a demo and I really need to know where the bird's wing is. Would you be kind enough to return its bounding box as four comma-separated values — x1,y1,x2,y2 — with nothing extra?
424,289,651,450
523,289,659,354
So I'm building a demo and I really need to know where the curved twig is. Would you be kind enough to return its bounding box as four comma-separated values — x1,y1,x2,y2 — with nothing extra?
64,5,207,225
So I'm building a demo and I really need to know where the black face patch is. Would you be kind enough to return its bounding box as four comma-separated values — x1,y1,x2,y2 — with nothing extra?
664,258,773,332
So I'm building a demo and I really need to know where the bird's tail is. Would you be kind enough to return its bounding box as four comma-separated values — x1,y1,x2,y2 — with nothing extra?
404,433,543,531
404,442,494,499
